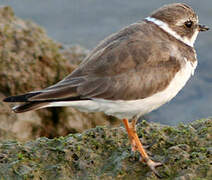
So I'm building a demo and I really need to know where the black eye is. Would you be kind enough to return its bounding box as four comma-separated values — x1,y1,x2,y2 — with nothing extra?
185,20,193,28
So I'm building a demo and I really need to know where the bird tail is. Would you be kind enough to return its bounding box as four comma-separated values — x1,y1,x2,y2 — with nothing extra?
12,101,49,113
3,92,49,113
3,92,41,102
3,91,89,113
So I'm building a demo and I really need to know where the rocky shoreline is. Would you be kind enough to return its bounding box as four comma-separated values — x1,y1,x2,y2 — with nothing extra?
0,6,211,179
0,118,211,179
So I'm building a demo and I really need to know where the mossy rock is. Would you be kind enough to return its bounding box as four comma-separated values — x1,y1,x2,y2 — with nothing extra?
0,118,211,179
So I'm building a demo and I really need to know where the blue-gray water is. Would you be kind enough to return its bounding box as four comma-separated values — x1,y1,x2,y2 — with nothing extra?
1,0,212,125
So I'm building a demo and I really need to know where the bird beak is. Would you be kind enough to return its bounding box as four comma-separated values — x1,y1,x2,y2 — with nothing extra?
198,24,210,32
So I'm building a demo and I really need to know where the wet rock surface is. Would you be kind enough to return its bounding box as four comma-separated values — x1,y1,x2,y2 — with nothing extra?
0,118,211,179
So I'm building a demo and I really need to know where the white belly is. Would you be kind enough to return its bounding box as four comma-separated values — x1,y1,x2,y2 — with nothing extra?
46,59,197,119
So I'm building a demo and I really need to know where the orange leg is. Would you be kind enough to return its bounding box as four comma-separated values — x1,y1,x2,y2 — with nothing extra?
122,118,162,177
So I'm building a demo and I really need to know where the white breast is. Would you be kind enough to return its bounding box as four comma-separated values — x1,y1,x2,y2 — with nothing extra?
46,59,197,120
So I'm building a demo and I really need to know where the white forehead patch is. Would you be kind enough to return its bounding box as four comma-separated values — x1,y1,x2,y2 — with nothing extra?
145,17,199,47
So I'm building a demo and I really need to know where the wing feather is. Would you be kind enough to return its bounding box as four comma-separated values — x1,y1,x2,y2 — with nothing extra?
26,22,183,101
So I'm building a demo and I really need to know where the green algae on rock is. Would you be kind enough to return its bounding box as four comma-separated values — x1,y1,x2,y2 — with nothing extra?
0,118,211,179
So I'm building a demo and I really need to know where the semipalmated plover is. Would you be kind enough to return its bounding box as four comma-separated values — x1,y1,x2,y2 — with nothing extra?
3,3,209,177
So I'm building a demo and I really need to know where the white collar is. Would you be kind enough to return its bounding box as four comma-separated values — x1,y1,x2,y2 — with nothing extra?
145,16,198,47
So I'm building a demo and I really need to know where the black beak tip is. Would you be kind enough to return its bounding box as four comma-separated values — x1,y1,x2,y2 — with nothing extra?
199,25,210,32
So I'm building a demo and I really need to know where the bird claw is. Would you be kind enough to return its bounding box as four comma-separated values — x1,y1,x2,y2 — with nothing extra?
123,119,163,178
146,159,163,178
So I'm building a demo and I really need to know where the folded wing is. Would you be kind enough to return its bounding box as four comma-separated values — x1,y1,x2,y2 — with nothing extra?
3,22,181,112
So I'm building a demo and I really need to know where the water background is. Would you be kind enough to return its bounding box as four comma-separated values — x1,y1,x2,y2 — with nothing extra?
1,0,211,125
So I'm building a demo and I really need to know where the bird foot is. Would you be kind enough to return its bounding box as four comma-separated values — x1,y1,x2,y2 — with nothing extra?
146,159,163,178
122,119,163,178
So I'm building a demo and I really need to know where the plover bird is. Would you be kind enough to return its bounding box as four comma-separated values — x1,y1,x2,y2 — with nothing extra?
3,3,209,177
